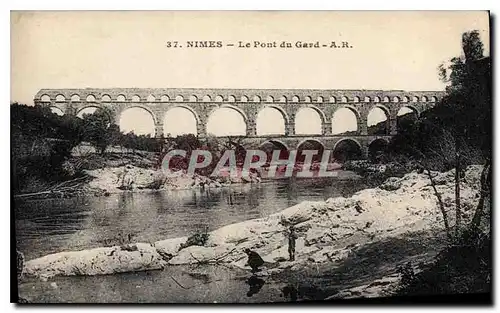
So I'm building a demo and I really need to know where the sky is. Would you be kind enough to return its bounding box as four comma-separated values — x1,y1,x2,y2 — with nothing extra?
11,11,490,136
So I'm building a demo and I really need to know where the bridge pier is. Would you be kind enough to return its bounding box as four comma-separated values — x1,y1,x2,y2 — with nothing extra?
359,121,368,135
192,110,207,137
388,109,399,135
358,109,369,135
246,120,257,136
360,144,369,159
389,118,398,135
154,123,164,138
285,122,295,136
196,125,207,137
322,118,332,136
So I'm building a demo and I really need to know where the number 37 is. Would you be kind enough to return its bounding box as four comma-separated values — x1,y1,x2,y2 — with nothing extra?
166,41,179,48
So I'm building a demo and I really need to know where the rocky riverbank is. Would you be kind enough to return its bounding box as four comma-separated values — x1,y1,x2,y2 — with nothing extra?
85,165,262,194
21,165,483,300
343,159,418,177
63,147,263,196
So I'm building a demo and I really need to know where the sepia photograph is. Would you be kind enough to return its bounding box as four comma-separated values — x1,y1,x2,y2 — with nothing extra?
10,10,491,304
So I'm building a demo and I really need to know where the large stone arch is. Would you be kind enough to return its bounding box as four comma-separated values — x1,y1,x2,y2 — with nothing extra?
259,139,291,165
331,105,361,135
370,104,391,118
294,105,325,135
76,105,106,118
296,138,326,163
297,104,327,124
259,139,290,151
163,105,200,137
295,138,326,163
396,105,420,132
75,106,115,127
119,104,158,124
397,104,420,117
256,105,288,136
367,104,391,135
207,104,249,123
333,138,362,152
296,138,325,151
165,104,201,124
118,105,157,136
206,105,248,136
258,104,289,124
333,138,364,162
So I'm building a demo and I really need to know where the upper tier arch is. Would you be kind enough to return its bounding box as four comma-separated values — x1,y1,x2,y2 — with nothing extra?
34,88,445,105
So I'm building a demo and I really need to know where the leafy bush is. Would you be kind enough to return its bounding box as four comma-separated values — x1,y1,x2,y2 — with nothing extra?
397,231,491,296
180,233,210,249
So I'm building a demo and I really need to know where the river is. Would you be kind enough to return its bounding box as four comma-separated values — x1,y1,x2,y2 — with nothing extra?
16,172,373,303
15,172,367,261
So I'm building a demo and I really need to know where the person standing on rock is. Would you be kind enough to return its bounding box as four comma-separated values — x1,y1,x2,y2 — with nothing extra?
287,225,298,261
244,248,264,273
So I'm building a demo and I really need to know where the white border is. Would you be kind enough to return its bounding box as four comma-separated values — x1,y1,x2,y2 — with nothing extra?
3,1,498,312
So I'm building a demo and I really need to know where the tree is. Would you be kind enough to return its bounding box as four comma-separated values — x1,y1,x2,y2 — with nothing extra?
389,30,490,239
438,30,490,157
81,109,118,155
438,30,489,236
11,103,86,192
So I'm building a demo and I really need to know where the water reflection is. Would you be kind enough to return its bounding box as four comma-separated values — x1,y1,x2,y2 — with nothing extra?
281,285,298,302
246,276,265,297
15,174,366,260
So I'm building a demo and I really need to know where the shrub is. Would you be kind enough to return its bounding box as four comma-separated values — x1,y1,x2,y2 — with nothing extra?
180,233,210,249
397,231,491,296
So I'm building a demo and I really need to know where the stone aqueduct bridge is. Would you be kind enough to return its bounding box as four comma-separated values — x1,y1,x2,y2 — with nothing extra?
35,88,445,157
